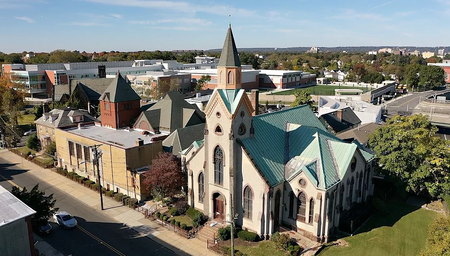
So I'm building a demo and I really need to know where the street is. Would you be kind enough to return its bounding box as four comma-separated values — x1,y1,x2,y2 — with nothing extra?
0,155,179,256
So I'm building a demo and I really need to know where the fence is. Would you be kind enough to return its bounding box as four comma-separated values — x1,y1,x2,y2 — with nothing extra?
136,205,198,239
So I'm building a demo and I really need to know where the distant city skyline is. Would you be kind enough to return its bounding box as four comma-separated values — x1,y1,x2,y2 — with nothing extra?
1,0,450,53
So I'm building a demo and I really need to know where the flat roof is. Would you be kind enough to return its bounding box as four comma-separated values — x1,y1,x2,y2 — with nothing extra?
0,185,36,227
258,70,303,76
66,124,168,149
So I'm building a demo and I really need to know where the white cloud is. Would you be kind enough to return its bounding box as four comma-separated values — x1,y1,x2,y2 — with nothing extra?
0,0,47,9
331,9,385,21
83,0,256,17
110,13,122,19
14,16,34,23
368,0,399,11
130,18,212,26
71,22,108,26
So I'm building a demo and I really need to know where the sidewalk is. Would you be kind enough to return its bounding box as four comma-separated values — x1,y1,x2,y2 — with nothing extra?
0,149,217,256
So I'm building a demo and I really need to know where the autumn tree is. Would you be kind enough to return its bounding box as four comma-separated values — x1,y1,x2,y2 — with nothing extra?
368,114,450,198
11,184,58,227
419,214,450,256
0,74,24,146
142,152,186,198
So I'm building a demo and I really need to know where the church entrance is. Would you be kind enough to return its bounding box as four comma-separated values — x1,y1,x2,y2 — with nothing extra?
213,193,225,220
274,190,281,230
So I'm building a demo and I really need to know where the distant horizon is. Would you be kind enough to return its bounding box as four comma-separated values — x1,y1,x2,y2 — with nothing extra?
1,0,450,53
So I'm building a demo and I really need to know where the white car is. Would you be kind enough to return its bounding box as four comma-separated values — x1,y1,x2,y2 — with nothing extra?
53,211,77,229
23,129,37,136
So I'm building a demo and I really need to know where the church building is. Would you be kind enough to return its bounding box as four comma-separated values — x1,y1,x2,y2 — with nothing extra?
182,25,375,242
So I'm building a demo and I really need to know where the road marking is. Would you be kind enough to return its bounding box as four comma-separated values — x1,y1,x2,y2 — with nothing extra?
0,173,22,189
77,225,126,256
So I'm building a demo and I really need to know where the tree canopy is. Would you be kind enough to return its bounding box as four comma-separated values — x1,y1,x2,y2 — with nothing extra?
11,184,58,226
195,75,211,91
368,114,450,198
142,152,186,198
290,89,314,110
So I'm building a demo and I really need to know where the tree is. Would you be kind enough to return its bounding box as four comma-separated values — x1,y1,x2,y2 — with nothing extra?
49,50,86,63
290,89,314,110
368,114,450,198
353,63,367,82
419,65,445,90
195,75,211,91
404,64,420,90
27,134,41,151
11,184,58,227
142,152,186,198
419,214,450,256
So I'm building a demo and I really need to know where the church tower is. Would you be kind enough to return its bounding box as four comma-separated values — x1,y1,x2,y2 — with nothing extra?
217,25,242,89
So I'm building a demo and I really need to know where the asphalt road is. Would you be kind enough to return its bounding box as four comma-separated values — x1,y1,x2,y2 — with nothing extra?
383,89,450,117
0,157,179,256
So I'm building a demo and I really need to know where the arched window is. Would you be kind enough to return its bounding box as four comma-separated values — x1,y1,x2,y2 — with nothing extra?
243,186,253,219
349,177,354,204
309,198,314,223
339,184,345,210
215,125,222,135
289,192,295,218
297,192,306,222
227,71,233,84
214,146,223,185
198,172,204,202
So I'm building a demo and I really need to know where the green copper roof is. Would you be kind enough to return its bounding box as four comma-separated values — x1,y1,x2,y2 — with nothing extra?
218,26,241,67
100,73,140,102
241,105,373,189
217,89,246,114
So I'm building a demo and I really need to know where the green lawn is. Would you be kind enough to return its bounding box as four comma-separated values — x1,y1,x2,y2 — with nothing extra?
35,155,55,165
319,201,437,256
235,241,287,256
272,85,370,96
18,113,36,125
17,146,37,155
170,215,193,227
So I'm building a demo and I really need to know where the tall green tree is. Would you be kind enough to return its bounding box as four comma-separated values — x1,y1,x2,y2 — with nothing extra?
368,114,450,198
11,184,58,227
419,65,445,90
195,75,211,91
404,64,420,90
290,89,314,110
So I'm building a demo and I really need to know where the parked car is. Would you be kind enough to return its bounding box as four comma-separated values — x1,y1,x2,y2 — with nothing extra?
53,211,77,229
23,129,37,136
34,221,53,235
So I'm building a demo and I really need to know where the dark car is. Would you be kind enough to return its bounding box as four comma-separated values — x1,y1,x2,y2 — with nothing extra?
33,221,52,235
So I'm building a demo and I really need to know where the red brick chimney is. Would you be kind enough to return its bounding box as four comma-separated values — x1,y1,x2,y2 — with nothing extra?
337,109,343,121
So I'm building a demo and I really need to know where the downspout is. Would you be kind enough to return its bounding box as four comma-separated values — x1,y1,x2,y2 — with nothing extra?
110,144,114,192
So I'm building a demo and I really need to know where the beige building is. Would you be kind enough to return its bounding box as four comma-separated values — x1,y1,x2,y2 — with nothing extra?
422,51,435,59
183,26,375,242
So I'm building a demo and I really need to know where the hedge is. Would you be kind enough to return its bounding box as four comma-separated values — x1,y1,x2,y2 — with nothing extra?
186,207,201,220
181,224,187,230
169,207,178,216
128,198,138,208
106,190,115,197
114,193,124,202
237,230,259,242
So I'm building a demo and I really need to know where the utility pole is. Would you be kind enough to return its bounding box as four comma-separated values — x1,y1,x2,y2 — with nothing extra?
91,144,104,210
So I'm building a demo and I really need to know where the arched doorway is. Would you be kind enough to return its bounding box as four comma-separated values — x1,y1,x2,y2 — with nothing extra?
213,192,225,220
274,190,281,230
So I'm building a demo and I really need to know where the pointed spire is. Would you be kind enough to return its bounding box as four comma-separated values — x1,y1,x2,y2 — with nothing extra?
218,26,241,67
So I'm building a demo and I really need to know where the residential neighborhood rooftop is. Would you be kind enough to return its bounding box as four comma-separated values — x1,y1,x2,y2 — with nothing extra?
66,124,167,149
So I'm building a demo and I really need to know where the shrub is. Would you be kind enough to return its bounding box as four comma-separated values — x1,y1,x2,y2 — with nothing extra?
106,190,115,197
193,212,207,226
91,184,100,191
171,219,176,225
289,245,301,255
174,201,189,215
45,141,56,156
181,224,187,230
275,234,292,251
271,232,280,242
114,193,124,202
176,221,181,227
163,215,169,221
193,221,199,228
128,198,138,208
236,252,244,256
122,196,130,205
155,212,161,218
186,207,203,220
169,207,178,217
218,226,232,241
102,187,107,194
237,230,258,242
27,134,41,151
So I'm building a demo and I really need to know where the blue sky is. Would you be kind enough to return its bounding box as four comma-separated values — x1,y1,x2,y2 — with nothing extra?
1,0,450,53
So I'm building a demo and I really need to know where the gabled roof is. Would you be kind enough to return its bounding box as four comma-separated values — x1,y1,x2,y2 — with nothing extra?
71,78,113,101
218,25,241,67
34,107,97,128
99,74,140,102
162,123,205,156
319,107,361,134
337,122,382,145
135,91,205,133
217,89,247,115
241,105,373,189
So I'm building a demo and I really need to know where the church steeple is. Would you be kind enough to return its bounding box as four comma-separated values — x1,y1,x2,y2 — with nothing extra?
217,25,242,89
